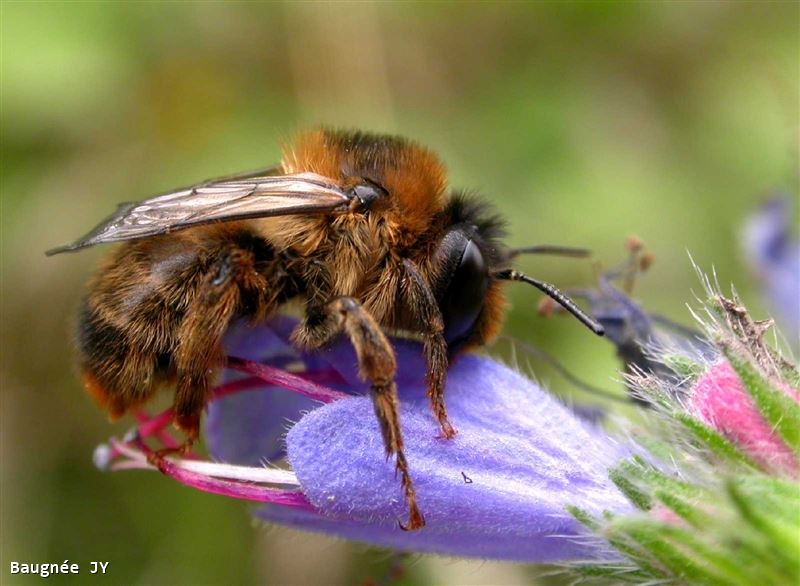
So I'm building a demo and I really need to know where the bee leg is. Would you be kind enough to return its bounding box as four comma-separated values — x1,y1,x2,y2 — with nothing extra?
401,259,455,439
293,297,425,530
172,251,250,443
149,439,193,462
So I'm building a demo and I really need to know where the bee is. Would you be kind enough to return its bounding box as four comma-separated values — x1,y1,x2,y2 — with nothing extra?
47,129,603,530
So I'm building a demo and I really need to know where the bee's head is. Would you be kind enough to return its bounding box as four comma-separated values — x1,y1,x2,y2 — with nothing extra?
431,195,509,353
432,194,604,353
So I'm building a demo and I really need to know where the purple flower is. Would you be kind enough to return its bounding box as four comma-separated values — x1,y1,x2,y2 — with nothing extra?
98,319,631,563
743,195,800,342
567,269,715,403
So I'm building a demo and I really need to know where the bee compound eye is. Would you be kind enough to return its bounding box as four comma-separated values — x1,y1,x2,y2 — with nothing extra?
352,182,387,209
441,239,489,346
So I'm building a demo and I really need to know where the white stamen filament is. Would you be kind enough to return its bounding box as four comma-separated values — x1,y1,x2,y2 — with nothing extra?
108,439,300,487
174,459,299,486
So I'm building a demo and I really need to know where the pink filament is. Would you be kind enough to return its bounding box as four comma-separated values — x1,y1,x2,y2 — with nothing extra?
153,457,312,509
123,439,314,510
126,365,345,450
135,409,177,446
102,361,347,496
213,376,265,399
226,357,349,403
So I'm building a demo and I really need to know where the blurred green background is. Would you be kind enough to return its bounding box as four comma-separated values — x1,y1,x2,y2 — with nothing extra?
2,2,797,585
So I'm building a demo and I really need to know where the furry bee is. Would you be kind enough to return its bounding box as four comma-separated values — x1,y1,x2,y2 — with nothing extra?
48,129,603,530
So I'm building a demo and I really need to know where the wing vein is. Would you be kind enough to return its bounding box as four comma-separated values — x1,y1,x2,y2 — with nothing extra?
45,171,351,255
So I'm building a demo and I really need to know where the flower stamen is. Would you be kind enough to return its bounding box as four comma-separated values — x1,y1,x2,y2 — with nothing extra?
108,439,311,509
93,359,347,511
226,356,349,403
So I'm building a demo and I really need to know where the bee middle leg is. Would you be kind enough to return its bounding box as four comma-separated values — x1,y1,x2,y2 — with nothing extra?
293,297,425,530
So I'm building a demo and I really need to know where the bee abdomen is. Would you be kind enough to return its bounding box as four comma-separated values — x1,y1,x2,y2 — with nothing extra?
76,299,161,418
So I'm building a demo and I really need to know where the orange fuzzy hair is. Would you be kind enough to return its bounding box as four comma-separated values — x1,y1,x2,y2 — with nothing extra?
282,129,448,234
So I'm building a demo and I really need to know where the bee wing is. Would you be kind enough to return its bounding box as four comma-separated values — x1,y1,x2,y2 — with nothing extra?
46,172,352,255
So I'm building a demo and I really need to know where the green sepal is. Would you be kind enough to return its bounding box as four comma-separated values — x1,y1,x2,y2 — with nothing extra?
609,466,653,511
567,564,651,582
566,505,600,531
662,353,704,381
611,519,732,586
727,480,800,579
620,456,705,500
673,412,759,468
653,489,710,528
725,351,800,457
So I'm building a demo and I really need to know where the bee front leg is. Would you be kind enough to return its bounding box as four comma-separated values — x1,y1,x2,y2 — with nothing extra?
401,259,455,439
293,297,425,531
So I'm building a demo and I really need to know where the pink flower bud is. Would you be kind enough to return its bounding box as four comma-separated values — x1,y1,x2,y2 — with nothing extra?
690,361,799,474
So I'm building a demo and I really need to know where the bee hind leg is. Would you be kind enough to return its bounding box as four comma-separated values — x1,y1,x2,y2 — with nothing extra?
293,297,425,531
170,249,257,452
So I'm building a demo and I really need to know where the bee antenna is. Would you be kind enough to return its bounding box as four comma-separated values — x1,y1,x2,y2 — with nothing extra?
493,269,605,336
508,245,591,259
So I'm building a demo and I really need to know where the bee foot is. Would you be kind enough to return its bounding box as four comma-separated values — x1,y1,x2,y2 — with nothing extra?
398,507,426,531
436,421,458,440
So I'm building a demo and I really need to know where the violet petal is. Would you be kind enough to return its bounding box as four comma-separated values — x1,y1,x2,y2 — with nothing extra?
206,319,630,560
207,319,319,465
282,353,630,562
743,195,800,342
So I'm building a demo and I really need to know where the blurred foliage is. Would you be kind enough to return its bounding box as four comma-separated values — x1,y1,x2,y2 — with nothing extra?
1,2,797,585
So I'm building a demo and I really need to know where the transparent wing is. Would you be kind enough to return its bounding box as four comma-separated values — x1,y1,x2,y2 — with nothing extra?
46,171,352,255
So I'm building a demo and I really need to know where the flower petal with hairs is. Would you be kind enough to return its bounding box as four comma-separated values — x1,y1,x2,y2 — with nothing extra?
203,321,631,562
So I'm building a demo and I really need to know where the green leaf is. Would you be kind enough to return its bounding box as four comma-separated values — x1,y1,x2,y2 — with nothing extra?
736,475,800,506
601,524,665,578
654,523,754,586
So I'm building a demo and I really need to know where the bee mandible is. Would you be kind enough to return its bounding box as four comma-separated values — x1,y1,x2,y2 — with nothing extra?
48,129,603,530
